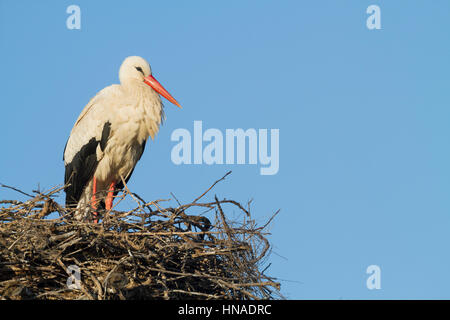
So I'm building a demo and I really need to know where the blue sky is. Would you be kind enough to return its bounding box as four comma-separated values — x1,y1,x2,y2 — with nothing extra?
1,1,450,299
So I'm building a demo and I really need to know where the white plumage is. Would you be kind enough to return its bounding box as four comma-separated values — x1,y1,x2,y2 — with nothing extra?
63,56,180,221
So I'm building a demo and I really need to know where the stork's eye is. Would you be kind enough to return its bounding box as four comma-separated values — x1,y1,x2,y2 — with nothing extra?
135,66,144,75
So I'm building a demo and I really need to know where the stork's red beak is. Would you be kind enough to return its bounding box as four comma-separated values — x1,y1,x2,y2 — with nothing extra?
144,75,181,108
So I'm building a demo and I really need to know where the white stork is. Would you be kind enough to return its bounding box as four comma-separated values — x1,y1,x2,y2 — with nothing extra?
63,56,181,222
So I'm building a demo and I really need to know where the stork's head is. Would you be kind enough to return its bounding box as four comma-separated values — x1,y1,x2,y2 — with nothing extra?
119,56,181,108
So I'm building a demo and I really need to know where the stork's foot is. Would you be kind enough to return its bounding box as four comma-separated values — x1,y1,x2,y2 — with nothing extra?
92,210,99,224
105,181,116,211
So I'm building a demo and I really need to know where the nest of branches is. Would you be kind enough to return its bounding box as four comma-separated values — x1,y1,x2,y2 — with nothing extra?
0,172,280,300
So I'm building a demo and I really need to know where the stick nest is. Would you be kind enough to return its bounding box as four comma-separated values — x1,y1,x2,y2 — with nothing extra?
0,173,280,300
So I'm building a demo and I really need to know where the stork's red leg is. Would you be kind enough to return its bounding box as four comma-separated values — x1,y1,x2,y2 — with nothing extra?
92,177,98,224
105,181,116,211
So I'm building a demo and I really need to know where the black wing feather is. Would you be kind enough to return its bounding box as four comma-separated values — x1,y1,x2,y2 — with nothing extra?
64,122,112,208
64,137,99,207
